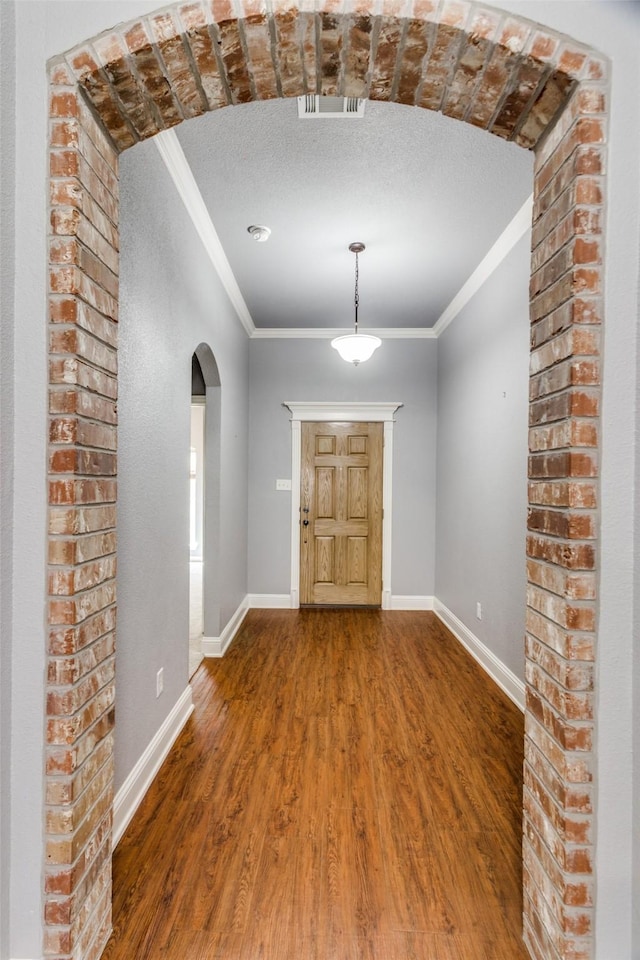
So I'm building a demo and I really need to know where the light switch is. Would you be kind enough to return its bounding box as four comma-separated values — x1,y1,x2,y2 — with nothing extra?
276,479,292,491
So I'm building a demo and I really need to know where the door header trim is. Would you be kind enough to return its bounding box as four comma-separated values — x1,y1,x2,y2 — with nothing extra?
283,401,403,422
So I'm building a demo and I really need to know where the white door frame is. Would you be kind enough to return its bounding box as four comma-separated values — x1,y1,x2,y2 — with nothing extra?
283,402,403,609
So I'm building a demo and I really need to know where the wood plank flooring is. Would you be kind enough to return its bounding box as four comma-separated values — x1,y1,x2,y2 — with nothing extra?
103,610,529,960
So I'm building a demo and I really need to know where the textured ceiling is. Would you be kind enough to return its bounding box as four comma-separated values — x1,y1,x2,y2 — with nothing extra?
175,97,534,330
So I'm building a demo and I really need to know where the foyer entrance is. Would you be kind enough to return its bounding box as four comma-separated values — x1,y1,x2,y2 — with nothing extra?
300,421,383,606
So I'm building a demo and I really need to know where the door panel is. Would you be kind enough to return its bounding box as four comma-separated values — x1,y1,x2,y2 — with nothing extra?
316,467,335,518
300,421,383,605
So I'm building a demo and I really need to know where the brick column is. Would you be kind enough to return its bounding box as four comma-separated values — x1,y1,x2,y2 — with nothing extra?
524,62,607,960
46,62,119,960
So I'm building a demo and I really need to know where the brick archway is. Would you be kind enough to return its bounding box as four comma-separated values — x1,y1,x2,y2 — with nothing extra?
46,4,607,959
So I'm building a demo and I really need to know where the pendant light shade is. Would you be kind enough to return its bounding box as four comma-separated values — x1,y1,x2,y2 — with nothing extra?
331,333,382,364
331,242,381,365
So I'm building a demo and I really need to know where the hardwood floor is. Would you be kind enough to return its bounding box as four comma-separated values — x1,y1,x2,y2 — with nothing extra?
103,610,529,960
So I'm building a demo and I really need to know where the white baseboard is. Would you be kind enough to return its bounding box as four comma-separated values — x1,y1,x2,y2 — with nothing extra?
113,685,193,847
246,593,292,608
202,597,249,657
243,593,436,611
433,599,525,711
390,595,435,610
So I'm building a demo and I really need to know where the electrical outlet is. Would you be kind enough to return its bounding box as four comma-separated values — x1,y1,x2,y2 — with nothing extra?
156,668,164,697
276,478,292,491
476,602,482,621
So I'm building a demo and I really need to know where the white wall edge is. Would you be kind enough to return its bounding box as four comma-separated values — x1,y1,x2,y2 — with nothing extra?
202,597,249,658
432,194,533,339
112,685,194,848
247,593,291,608
433,599,525,711
252,327,438,339
390,595,435,610
154,129,255,337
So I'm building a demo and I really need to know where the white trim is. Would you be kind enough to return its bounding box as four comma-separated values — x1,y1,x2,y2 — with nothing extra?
252,327,437,339
381,420,394,609
245,594,438,612
247,593,292,608
390,595,435,610
283,401,403,422
154,130,255,337
284,402,402,608
289,418,302,608
112,686,194,848
432,194,533,338
202,597,249,657
433,599,525,711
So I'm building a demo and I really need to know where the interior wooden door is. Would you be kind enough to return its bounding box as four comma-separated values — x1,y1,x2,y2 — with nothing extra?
300,421,383,605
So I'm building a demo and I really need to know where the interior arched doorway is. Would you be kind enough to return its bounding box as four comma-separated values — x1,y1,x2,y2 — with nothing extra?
192,342,223,657
45,6,607,959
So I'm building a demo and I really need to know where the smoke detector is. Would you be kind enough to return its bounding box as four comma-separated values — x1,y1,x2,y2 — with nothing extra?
247,225,271,242
297,96,366,119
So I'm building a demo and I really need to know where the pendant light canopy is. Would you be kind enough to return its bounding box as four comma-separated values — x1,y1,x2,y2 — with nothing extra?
331,242,381,365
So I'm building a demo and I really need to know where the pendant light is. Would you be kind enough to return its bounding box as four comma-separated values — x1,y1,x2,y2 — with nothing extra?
331,242,381,364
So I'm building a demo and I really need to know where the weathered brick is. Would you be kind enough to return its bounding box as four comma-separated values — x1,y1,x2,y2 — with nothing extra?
528,480,597,511
151,10,209,116
527,560,596,601
49,556,116,597
242,14,280,100
419,21,467,113
528,450,597,480
526,661,593,720
370,16,404,102
217,17,255,104
527,507,595,540
182,23,229,109
50,358,117,400
526,607,595,661
395,18,432,106
526,535,595,576
529,419,597,452
48,606,117,657
49,505,116,537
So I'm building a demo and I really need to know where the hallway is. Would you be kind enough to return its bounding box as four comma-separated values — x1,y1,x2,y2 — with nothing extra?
103,610,528,960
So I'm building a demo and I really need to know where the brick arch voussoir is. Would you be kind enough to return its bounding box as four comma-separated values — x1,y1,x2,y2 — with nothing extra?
56,3,597,156
45,3,609,960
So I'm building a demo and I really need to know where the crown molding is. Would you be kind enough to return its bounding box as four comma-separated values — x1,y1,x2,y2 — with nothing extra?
156,128,531,344
432,194,533,338
154,129,255,337
250,327,437,339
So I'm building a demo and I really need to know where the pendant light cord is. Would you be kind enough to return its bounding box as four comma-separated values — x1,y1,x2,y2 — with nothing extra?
354,249,359,335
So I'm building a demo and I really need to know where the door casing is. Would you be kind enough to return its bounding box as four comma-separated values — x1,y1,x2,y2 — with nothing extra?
283,402,403,609
300,420,383,606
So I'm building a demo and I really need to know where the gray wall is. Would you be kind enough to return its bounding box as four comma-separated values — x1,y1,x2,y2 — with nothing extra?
248,339,438,599
0,4,16,955
117,138,250,792
435,233,531,681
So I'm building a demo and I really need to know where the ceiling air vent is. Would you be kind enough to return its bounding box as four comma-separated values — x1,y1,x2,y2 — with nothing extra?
297,95,366,119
